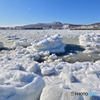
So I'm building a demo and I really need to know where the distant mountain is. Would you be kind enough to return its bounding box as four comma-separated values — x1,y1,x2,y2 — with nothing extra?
16,22,63,29
90,22,100,26
0,22,100,30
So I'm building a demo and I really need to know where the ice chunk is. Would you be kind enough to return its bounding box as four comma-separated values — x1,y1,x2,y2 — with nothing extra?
41,67,55,76
0,71,45,100
51,59,64,65
12,39,31,49
6,35,19,40
59,71,75,82
39,51,50,56
55,59,63,62
26,53,40,61
40,86,84,100
31,34,66,53
82,74,100,87
26,62,39,73
81,88,95,100
73,70,86,82
0,64,21,72
79,33,100,47
46,59,54,63
85,64,100,75
48,54,57,60
85,68,100,75
60,84,70,89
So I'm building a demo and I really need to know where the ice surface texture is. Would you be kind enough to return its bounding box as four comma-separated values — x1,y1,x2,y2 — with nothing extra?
40,86,94,100
79,33,100,47
31,34,66,53
0,30,100,100
0,70,45,100
12,39,31,49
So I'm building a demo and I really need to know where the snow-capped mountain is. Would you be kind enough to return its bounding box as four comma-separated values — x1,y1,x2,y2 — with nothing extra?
0,22,100,30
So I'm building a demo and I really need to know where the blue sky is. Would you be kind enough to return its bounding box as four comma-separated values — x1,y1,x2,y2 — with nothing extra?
0,0,100,26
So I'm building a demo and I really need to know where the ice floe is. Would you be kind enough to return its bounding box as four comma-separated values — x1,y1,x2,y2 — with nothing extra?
26,62,39,73
0,70,45,100
40,86,94,100
39,51,50,57
12,39,31,49
0,30,100,100
48,54,57,60
79,33,100,47
59,71,75,82
41,67,55,76
31,34,66,53
6,35,19,40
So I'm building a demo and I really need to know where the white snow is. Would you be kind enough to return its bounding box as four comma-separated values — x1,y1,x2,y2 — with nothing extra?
59,71,75,82
26,53,40,61
6,35,19,40
79,33,100,54
39,51,50,56
48,54,57,60
0,70,45,100
31,34,66,53
26,62,39,73
0,30,100,100
41,67,55,76
40,86,92,100
12,39,31,49
79,33,100,47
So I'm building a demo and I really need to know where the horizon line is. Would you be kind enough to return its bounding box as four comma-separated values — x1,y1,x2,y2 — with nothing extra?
0,21,100,27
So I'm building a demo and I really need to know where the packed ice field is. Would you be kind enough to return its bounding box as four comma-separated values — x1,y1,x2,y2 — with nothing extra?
0,30,100,100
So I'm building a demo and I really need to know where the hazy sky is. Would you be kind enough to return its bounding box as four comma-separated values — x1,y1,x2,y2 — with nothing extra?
0,0,100,26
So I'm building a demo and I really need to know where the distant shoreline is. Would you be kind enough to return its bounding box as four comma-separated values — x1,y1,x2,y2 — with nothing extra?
0,22,100,30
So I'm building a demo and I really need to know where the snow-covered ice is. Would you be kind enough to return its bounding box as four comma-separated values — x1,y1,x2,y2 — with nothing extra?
6,35,19,40
0,70,45,100
79,33,100,47
39,51,50,56
79,33,100,54
41,67,55,76
40,86,94,100
0,30,100,100
59,71,75,82
48,54,57,60
31,34,66,53
12,39,31,49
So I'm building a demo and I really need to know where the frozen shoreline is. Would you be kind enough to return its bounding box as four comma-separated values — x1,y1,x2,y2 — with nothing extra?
0,30,100,100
